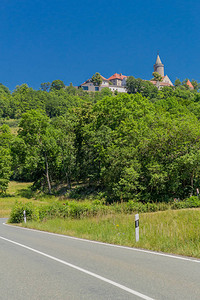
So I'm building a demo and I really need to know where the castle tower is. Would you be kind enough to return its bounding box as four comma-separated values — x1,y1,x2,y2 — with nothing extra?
154,54,164,77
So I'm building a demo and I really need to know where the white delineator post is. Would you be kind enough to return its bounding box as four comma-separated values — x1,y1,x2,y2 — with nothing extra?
135,214,139,242
23,210,26,223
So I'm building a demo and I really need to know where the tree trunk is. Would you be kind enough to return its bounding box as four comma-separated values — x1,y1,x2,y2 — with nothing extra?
45,153,52,194
190,170,194,197
66,172,71,189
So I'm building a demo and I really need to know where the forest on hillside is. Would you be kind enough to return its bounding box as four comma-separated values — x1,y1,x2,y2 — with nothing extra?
1,78,200,203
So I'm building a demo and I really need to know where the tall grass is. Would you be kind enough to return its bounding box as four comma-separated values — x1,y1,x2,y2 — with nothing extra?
25,208,200,258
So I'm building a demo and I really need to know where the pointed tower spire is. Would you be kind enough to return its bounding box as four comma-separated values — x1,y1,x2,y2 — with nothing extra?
154,54,164,77
155,54,162,65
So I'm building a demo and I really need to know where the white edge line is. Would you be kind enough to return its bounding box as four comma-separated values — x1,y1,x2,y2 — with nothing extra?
0,235,154,300
3,221,200,264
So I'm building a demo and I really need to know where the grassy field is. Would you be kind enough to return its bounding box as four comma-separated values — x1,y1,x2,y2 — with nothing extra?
0,181,55,217
1,182,200,258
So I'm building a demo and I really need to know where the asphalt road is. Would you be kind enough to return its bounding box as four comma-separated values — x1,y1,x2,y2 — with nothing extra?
0,218,200,300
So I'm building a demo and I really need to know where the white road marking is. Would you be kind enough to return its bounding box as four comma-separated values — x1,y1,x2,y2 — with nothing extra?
3,222,200,264
0,235,154,300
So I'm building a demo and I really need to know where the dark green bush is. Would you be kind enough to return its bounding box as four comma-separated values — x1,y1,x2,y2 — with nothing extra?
185,196,200,207
9,196,200,224
38,203,68,220
171,196,200,210
37,200,107,220
9,201,39,223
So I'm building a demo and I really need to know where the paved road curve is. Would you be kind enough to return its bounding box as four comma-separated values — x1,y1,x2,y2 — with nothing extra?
0,218,200,300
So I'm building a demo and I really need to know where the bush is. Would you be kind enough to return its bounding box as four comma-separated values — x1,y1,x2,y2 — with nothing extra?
9,201,39,223
185,196,200,208
9,196,200,224
171,196,200,210
38,202,67,220
68,201,90,218
37,200,107,221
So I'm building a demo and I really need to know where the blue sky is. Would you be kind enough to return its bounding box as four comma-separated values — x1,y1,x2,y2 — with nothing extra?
0,0,200,91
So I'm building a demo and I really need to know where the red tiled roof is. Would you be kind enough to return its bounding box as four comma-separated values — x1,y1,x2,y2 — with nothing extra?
186,79,194,89
108,73,127,81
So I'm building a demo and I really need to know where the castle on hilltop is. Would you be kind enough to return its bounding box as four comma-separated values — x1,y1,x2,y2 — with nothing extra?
79,55,193,92
150,54,173,89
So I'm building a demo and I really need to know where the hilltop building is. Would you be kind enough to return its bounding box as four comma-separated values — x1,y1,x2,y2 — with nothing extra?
150,54,173,89
80,73,127,93
154,54,164,76
79,55,193,92
107,73,127,86
80,75,110,92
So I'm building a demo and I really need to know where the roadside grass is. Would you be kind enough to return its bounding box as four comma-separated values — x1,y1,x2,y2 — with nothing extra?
2,181,200,258
24,208,200,258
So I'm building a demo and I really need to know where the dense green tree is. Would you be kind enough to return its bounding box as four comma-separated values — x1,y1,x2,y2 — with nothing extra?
17,110,53,192
0,147,12,193
191,79,200,91
152,72,163,82
44,89,84,118
141,81,158,99
12,84,46,118
75,92,200,201
50,80,65,91
125,76,142,94
100,87,113,97
0,95,11,118
0,83,11,95
1,78,200,201
91,72,103,86
125,76,157,99
65,83,77,95
51,115,76,188
174,78,181,87
0,125,13,193
0,84,12,118
14,110,77,193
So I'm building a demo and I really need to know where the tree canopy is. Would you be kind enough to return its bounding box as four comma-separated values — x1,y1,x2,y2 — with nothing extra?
152,72,163,82
91,72,103,86
50,80,65,91
1,78,200,202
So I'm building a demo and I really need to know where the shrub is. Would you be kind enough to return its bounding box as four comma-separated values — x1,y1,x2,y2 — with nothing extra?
9,201,39,223
37,200,106,221
185,196,200,208
171,196,200,210
9,196,200,224
38,202,68,220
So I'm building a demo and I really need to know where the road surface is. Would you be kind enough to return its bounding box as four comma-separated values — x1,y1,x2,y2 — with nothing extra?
0,218,200,299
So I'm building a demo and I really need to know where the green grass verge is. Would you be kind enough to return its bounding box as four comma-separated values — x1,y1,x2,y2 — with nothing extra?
2,181,200,258
23,209,200,258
